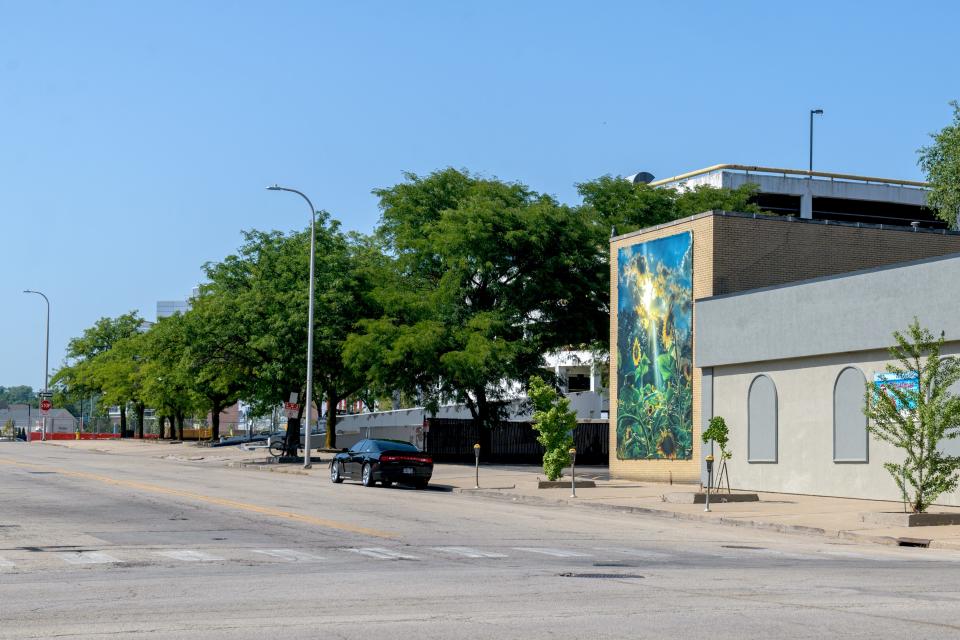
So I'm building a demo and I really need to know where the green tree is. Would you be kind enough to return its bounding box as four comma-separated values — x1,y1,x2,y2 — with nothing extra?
919,101,960,228
140,314,201,440
701,416,732,461
577,175,763,238
529,376,576,481
0,385,38,409
52,312,143,437
348,168,606,434
177,290,250,441
95,332,151,438
864,320,960,513
201,220,376,451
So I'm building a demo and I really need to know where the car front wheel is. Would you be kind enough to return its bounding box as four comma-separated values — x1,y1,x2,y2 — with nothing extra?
361,463,375,487
330,461,344,484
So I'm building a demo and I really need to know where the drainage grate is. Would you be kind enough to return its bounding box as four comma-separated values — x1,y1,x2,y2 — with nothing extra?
721,545,766,550
559,572,644,579
896,537,931,548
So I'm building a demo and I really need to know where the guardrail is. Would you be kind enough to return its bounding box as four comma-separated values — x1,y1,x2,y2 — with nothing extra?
648,164,928,189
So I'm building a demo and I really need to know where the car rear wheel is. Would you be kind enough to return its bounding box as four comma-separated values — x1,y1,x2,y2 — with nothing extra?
361,463,374,487
330,461,344,483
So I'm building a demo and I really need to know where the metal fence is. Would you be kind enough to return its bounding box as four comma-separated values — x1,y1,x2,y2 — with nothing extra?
424,418,608,465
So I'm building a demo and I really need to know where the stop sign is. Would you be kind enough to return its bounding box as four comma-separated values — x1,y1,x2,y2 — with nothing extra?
40,399,52,415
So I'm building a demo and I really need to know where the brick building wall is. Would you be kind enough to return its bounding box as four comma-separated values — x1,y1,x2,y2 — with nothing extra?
711,213,960,296
609,211,960,483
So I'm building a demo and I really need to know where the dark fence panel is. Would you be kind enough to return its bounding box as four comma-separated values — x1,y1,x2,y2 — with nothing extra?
425,419,608,466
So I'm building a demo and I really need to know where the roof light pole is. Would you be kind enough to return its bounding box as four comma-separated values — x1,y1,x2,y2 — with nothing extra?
23,289,50,441
809,109,824,175
266,185,317,470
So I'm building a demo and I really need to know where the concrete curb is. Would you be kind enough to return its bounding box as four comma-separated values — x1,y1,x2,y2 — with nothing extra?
455,488,960,550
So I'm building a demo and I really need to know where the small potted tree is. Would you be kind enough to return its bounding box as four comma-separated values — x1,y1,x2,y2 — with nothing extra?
701,416,732,493
864,320,960,522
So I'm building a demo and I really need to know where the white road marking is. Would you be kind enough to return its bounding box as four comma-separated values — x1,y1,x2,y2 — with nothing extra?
0,556,14,568
59,551,122,565
252,549,325,562
156,550,224,562
432,546,507,559
593,547,672,560
346,547,418,560
512,547,591,558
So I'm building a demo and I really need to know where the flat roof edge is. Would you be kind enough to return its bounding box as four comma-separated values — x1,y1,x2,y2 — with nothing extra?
611,210,960,245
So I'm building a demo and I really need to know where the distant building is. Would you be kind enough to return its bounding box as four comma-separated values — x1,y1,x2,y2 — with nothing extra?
0,403,77,434
156,300,190,319
629,164,946,229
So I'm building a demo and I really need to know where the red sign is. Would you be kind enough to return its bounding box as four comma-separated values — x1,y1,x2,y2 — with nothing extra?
40,399,52,415
283,402,300,418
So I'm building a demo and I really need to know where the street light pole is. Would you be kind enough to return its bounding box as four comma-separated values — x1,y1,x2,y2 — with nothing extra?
809,108,824,175
23,290,50,441
266,185,317,470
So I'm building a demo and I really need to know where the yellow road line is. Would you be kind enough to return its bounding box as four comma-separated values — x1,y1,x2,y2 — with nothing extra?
0,457,395,539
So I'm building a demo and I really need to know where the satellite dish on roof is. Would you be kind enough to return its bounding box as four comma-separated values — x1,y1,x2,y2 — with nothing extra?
629,171,655,185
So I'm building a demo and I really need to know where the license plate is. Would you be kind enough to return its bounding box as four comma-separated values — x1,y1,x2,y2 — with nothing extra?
403,467,414,475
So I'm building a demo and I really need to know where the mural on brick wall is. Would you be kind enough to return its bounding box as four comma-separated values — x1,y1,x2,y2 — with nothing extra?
616,232,693,460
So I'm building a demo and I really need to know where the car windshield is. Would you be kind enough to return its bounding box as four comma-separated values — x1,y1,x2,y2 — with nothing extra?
371,440,420,452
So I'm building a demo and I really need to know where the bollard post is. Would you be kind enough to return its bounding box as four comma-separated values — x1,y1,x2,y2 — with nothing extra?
569,447,577,498
705,454,714,512
473,443,480,489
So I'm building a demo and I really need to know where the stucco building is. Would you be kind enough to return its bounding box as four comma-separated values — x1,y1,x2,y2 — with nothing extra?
609,209,960,489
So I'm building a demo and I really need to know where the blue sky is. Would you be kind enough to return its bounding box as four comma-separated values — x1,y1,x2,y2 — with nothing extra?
2,0,958,387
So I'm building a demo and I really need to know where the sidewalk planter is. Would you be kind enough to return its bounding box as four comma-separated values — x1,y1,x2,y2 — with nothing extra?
860,512,960,527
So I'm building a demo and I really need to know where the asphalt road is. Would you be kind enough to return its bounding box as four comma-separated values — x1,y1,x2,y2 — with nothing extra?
2,443,960,640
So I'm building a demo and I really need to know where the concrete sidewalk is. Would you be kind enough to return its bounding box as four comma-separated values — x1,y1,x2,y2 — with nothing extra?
38,439,960,550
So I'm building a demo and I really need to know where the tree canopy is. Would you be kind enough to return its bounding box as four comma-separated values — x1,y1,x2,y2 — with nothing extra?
919,101,960,229
55,167,761,441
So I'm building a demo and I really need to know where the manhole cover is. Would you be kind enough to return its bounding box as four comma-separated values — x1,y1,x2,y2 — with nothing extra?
593,562,635,568
559,572,644,579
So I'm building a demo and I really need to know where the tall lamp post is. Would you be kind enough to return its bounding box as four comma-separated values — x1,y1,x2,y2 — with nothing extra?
809,108,824,174
266,185,317,470
23,290,50,441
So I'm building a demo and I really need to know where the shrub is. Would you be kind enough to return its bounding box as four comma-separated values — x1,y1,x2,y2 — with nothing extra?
529,376,576,481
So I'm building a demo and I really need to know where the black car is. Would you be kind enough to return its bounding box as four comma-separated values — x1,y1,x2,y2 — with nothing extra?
330,439,433,488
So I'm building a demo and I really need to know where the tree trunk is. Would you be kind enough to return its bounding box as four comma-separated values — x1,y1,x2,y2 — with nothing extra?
475,388,492,452
283,415,301,458
175,413,184,441
324,394,338,450
210,402,222,441
135,403,145,439
119,406,127,438
157,416,166,440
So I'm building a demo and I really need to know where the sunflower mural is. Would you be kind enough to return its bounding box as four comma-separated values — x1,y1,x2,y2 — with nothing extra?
616,232,693,460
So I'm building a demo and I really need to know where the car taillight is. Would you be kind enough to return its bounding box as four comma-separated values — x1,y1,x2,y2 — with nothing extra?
381,454,432,464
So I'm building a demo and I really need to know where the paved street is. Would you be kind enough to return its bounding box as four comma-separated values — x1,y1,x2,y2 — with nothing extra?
3,443,960,639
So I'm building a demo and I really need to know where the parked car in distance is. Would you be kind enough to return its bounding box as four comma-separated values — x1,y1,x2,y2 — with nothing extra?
330,439,433,489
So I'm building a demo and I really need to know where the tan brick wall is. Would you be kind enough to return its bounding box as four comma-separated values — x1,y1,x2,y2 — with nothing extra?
609,215,714,483
712,215,960,295
609,212,960,482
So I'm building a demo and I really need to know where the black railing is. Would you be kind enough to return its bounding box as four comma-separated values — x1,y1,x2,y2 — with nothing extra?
424,418,608,466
